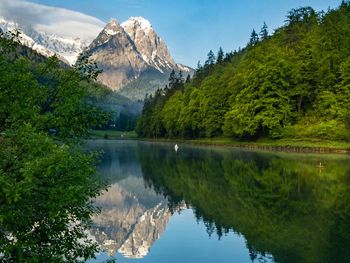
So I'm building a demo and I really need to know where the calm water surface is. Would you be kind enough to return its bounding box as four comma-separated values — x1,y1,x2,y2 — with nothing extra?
86,140,350,263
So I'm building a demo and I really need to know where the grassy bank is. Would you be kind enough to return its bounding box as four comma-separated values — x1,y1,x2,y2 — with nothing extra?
139,137,350,154
89,130,137,139
89,130,350,153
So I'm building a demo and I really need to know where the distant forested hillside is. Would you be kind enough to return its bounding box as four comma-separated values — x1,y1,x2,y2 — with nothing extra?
86,82,142,131
136,2,350,141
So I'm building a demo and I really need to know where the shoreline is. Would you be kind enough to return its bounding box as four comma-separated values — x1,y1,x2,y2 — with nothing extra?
135,138,350,154
89,131,350,154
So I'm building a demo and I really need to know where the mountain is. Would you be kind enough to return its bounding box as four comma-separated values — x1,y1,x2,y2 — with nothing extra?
121,16,176,73
0,17,95,65
0,13,193,101
86,19,148,91
0,1,104,65
86,17,193,100
0,18,69,64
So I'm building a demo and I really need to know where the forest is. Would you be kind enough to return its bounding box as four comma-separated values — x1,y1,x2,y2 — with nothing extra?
136,2,350,141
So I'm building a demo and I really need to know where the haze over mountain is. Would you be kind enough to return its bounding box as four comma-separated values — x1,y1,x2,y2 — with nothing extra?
0,0,193,100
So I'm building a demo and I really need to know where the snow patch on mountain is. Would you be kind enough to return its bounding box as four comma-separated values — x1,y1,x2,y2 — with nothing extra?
121,16,185,74
0,16,93,65
0,18,68,62
121,16,192,74
104,28,118,36
121,17,153,34
103,20,120,36
177,63,192,73
0,0,104,65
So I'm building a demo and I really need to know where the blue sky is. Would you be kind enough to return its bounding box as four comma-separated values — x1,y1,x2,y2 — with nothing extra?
28,0,340,67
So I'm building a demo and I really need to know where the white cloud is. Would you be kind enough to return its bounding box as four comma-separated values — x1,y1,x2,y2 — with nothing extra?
0,0,105,41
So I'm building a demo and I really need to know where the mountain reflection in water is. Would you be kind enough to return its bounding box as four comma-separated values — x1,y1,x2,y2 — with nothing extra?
87,140,350,263
91,179,173,258
87,141,177,259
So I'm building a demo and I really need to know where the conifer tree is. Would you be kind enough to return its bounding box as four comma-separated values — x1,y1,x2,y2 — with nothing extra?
205,50,216,66
217,47,224,63
168,69,176,88
259,22,269,40
224,52,232,62
196,60,202,71
249,29,259,46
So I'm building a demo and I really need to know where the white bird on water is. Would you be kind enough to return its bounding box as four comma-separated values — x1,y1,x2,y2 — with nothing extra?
174,144,179,152
317,162,325,168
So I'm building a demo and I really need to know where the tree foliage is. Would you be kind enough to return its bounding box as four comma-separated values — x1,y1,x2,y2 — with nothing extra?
0,32,107,262
136,3,350,141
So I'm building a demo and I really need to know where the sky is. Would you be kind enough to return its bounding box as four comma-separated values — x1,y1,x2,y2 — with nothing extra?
1,0,341,67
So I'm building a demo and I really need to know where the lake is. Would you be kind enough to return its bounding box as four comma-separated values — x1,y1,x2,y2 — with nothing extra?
87,140,350,263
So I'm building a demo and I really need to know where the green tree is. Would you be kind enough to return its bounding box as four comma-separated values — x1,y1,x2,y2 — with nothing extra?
168,69,177,88
216,47,224,64
205,50,216,66
136,3,350,141
196,60,202,72
0,33,106,262
161,91,184,137
259,22,269,40
249,29,259,46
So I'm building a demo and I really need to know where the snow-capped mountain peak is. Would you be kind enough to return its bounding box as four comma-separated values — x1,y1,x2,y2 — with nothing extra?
89,18,135,50
104,19,120,35
121,16,176,72
0,16,92,65
0,17,70,64
108,19,119,26
103,19,122,37
86,18,149,91
121,16,153,33
0,0,105,65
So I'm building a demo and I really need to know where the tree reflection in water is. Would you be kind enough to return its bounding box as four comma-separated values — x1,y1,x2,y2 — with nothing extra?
135,143,350,263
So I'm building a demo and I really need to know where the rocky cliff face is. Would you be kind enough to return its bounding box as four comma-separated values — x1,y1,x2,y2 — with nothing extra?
86,17,193,99
121,17,176,73
87,20,148,90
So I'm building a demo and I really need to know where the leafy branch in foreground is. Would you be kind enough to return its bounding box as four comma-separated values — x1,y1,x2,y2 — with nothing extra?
0,32,107,262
